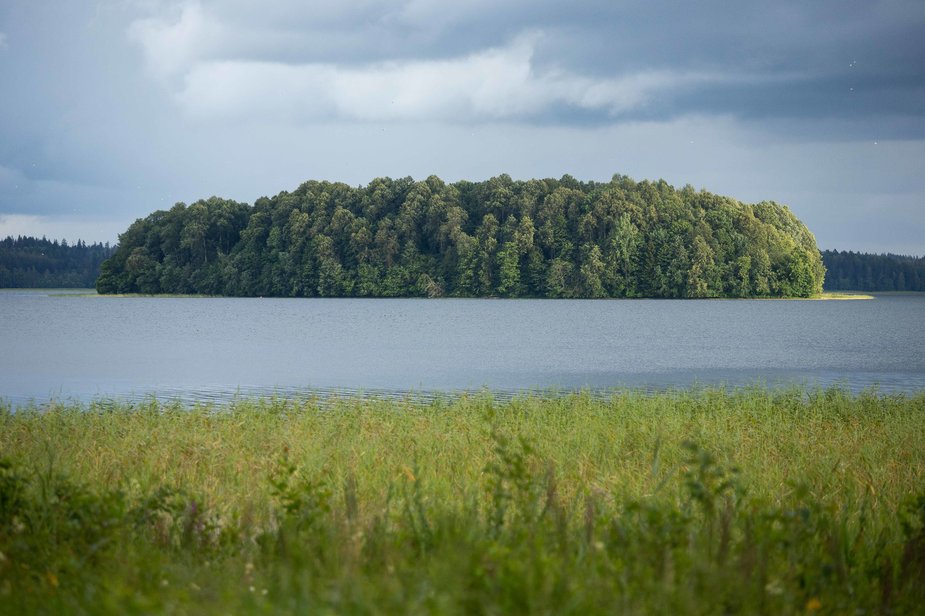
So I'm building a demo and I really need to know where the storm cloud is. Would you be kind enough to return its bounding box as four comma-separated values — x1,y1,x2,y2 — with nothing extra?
1,0,923,253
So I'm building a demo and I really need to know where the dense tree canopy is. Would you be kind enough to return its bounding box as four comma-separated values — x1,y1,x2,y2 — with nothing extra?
97,175,826,298
822,250,925,292
0,236,114,288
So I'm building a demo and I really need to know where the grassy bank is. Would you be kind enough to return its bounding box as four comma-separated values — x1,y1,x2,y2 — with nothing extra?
815,291,875,300
2,388,924,614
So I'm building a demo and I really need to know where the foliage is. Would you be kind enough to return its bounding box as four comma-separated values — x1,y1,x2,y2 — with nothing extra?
96,175,826,298
822,249,925,292
2,387,924,613
0,236,114,288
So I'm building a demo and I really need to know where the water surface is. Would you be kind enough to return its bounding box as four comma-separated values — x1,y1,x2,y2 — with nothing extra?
2,290,923,406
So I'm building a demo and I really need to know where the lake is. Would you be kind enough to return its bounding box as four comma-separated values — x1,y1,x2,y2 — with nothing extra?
1,289,924,406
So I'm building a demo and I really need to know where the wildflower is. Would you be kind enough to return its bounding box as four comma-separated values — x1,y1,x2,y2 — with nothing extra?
764,579,783,596
806,597,822,612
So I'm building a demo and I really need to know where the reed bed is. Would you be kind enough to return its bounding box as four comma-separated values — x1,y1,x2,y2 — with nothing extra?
1,386,924,614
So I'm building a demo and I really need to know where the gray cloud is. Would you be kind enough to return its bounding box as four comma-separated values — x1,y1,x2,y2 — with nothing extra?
164,35,740,123
122,0,925,127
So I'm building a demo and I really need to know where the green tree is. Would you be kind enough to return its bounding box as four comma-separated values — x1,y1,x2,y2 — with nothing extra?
688,236,716,298
579,243,606,298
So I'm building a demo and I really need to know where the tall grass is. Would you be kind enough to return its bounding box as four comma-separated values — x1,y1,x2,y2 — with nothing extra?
2,387,924,614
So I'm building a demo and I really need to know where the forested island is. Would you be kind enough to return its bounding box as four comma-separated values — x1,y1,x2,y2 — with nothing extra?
0,236,114,288
95,175,826,298
822,250,925,292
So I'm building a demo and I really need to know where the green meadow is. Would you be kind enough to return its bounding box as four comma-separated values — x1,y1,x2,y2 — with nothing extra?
2,387,924,614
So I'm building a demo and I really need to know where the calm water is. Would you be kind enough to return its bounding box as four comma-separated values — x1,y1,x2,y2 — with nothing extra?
1,289,924,406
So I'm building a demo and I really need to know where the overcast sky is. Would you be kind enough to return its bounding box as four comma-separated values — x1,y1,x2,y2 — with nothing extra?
1,1,923,253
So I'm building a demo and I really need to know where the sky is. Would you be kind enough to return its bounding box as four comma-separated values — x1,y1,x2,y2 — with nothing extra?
0,1,923,254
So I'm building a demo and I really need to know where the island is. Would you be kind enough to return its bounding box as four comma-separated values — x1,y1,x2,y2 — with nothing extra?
96,174,826,299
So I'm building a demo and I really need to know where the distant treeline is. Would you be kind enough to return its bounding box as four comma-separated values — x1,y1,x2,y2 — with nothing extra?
0,236,114,288
822,250,925,292
97,174,825,298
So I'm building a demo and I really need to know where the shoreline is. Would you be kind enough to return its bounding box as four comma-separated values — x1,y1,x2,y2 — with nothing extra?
6,288,887,300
